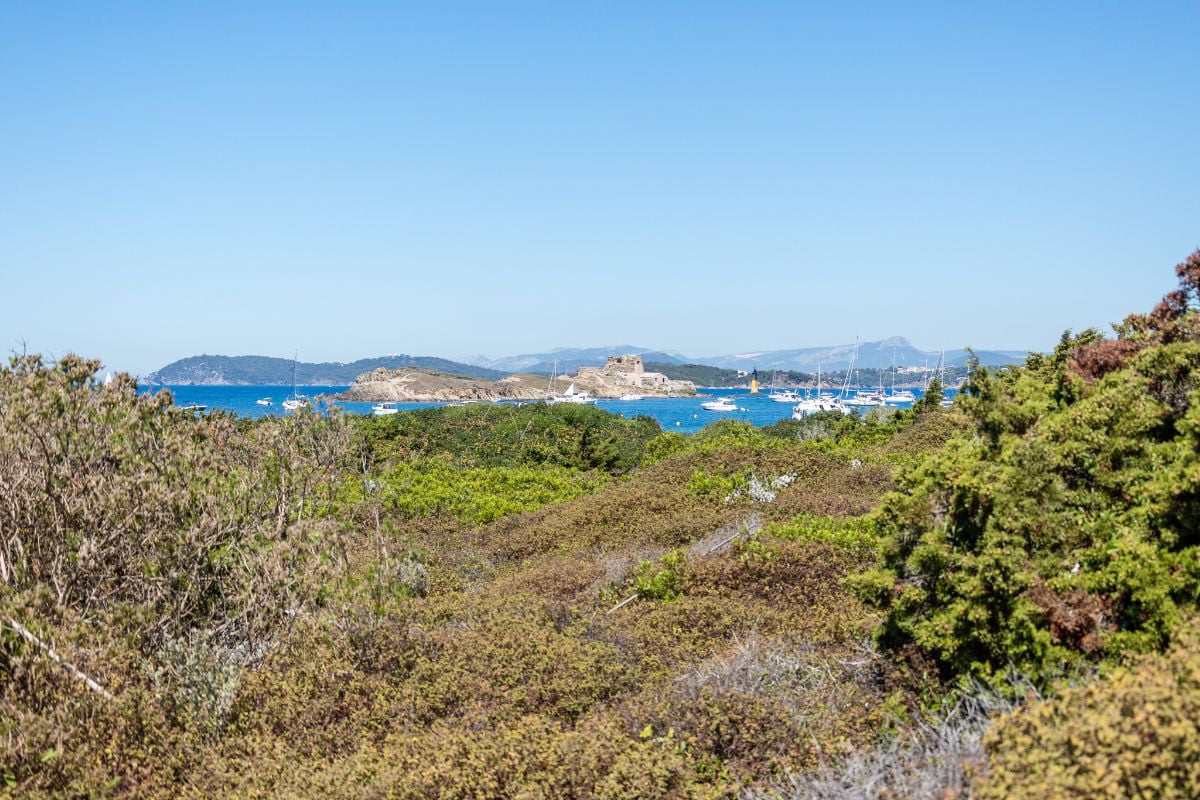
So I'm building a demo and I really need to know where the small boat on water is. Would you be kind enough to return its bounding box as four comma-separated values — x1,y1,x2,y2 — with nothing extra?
618,393,644,401
769,389,801,403
884,389,916,405
177,404,207,413
548,383,598,405
701,396,738,412
256,397,273,406
371,402,400,416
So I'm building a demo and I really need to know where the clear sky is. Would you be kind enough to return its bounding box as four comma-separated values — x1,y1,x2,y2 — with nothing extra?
2,2,1197,375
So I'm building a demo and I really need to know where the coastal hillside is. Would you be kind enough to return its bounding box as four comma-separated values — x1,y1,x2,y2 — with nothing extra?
339,368,563,402
144,354,506,385
4,252,1199,799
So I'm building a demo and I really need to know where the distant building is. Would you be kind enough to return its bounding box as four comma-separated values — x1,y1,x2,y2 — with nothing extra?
574,355,695,395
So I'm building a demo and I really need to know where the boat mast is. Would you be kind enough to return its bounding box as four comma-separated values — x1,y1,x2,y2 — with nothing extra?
891,346,897,396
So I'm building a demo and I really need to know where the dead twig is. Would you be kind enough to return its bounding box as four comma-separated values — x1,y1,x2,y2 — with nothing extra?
7,618,113,700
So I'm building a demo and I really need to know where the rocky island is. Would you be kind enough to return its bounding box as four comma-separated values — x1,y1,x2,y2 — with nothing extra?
338,355,696,402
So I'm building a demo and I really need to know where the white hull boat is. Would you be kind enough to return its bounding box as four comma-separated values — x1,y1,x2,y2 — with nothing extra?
884,390,916,405
371,402,400,416
791,397,852,419
701,397,738,412
846,390,886,407
618,393,644,401
548,382,598,405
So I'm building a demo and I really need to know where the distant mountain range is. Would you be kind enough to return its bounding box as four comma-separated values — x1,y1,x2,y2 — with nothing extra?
144,354,506,385
147,338,1029,385
463,345,687,376
468,337,1028,374
694,337,1029,371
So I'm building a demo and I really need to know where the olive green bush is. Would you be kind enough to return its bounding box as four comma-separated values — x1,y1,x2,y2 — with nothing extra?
851,252,1200,684
977,625,1200,800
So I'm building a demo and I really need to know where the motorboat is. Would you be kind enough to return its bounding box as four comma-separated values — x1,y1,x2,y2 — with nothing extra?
371,402,400,416
769,389,801,403
884,390,916,405
177,404,207,413
701,396,738,412
618,393,644,401
256,397,273,406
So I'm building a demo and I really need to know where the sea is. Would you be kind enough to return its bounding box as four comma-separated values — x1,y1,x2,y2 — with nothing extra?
140,385,949,435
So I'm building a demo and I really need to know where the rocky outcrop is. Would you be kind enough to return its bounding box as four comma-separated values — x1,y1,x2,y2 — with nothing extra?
337,357,696,402
572,355,696,396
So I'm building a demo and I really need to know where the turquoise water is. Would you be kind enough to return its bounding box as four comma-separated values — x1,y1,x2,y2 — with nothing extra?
141,384,946,434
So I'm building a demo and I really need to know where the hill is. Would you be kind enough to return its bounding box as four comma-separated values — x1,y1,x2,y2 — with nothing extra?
143,354,507,385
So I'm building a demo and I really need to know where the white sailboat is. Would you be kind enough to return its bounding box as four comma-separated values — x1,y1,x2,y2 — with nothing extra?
792,363,850,419
884,346,916,404
281,353,309,411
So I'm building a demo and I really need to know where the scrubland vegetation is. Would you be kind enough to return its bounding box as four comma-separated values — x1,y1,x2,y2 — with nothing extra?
4,252,1200,798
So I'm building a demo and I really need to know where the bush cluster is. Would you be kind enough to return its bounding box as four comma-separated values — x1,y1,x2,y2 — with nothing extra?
850,253,1200,684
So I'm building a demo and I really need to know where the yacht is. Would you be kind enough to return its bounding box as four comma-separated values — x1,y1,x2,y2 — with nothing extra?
548,383,598,405
371,402,400,416
256,397,272,406
884,389,916,405
846,389,886,407
701,396,738,412
769,389,801,403
618,393,644,401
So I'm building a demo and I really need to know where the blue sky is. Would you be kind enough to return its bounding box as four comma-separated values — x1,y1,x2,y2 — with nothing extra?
2,2,1197,375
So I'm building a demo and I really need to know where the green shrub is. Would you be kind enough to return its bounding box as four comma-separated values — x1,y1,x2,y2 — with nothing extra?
852,255,1200,685
374,460,610,524
977,625,1200,800
355,403,661,474
634,549,688,602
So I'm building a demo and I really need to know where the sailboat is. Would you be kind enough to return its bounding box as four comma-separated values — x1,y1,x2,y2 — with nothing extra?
884,348,916,405
281,353,309,411
793,363,850,419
